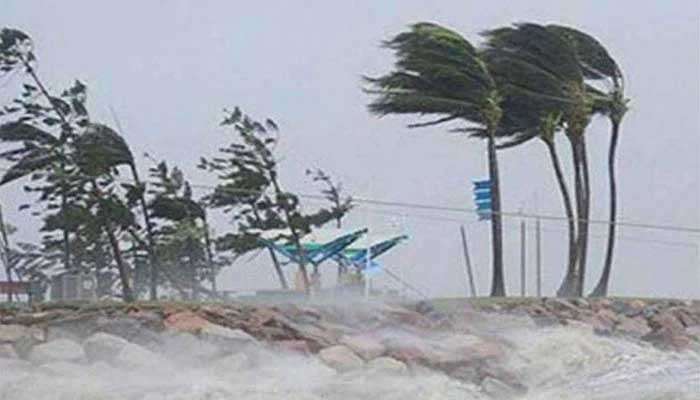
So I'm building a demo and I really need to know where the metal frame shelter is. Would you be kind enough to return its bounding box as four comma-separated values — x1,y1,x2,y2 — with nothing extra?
258,229,408,274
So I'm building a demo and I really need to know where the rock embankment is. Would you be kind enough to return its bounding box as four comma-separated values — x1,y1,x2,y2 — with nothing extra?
469,297,700,351
0,298,698,398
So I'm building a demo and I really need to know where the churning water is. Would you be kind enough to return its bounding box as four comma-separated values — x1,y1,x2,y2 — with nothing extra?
0,312,697,399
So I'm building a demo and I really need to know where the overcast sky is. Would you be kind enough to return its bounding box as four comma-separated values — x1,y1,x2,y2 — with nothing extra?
2,1,699,298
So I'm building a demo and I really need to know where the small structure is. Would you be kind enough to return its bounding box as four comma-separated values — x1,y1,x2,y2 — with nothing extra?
258,228,409,297
50,273,97,301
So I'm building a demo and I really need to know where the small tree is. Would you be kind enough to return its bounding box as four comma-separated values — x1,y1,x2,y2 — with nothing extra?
201,108,342,294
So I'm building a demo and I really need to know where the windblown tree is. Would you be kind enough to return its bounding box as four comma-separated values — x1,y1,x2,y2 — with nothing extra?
200,107,343,294
306,168,354,229
146,160,225,300
546,26,628,297
365,22,507,296
482,23,626,296
0,28,83,273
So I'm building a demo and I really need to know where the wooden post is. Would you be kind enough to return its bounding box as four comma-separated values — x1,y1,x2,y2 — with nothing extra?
536,218,542,297
460,225,477,297
520,219,526,297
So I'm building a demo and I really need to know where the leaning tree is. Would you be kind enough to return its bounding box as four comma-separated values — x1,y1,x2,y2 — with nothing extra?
365,22,507,296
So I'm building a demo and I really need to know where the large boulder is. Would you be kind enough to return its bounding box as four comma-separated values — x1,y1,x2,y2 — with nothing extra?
164,310,257,351
83,332,130,362
94,316,162,347
28,338,85,364
318,345,364,372
339,334,385,360
648,311,685,334
615,316,651,339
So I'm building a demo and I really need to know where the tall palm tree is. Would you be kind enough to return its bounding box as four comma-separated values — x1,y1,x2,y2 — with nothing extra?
545,26,627,297
366,22,507,296
482,23,601,296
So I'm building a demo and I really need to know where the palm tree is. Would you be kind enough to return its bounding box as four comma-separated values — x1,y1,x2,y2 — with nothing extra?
545,26,627,297
482,23,603,296
365,23,507,296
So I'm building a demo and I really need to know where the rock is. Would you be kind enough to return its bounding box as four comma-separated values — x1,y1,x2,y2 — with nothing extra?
339,334,385,360
686,325,700,341
366,356,408,374
29,339,85,364
0,343,18,359
648,311,685,333
164,310,256,348
615,316,651,339
318,345,364,372
642,328,692,351
94,316,162,347
83,332,130,362
544,299,580,316
164,311,210,333
610,299,644,317
273,340,312,355
436,334,504,364
0,324,43,343
113,342,166,369
668,307,700,327
200,323,257,347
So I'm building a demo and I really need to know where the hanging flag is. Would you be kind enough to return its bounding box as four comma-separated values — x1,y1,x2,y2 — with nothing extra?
473,179,492,221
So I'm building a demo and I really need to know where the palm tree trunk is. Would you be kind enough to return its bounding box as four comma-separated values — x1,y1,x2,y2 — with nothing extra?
568,136,584,296
487,134,505,297
590,119,621,297
578,137,592,293
543,139,578,298
129,163,160,300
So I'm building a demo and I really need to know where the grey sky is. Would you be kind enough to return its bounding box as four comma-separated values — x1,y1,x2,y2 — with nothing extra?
2,1,699,298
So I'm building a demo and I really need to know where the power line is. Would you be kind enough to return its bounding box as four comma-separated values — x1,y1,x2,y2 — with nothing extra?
357,205,698,249
0,164,698,235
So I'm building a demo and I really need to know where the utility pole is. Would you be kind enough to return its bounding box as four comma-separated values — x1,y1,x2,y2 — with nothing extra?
536,218,542,297
520,218,526,297
460,225,477,297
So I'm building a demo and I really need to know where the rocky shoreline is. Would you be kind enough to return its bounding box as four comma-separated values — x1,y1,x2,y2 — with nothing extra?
1,298,699,399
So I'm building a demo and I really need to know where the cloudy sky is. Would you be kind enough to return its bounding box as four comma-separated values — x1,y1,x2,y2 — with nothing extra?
2,1,699,298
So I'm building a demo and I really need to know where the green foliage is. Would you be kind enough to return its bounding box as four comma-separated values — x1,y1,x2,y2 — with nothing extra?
365,22,499,131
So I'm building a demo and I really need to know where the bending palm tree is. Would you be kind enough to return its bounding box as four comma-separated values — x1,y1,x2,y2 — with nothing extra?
366,22,507,296
483,23,600,296
546,26,628,297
